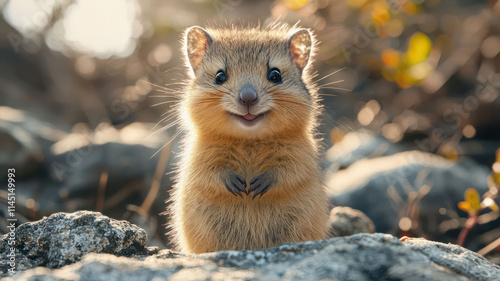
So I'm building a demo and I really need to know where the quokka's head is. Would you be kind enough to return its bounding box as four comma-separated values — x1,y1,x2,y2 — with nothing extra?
180,25,319,139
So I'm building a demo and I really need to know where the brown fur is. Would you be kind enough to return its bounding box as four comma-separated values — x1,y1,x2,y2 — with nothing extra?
168,24,329,254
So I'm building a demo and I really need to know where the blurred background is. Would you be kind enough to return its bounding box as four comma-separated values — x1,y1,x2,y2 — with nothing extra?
0,0,499,264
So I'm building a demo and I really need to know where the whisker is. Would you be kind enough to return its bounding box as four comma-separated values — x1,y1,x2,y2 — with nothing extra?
317,93,339,97
319,87,351,92
139,80,186,98
319,80,344,87
314,67,346,84
148,96,180,98
147,119,182,139
333,118,356,132
150,100,180,107
151,112,180,132
163,82,187,86
272,98,315,110
161,107,180,116
150,129,183,159
155,88,183,93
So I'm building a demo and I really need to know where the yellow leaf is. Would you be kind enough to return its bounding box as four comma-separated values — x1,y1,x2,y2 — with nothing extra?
284,0,309,10
404,32,432,65
493,148,500,185
372,2,390,26
458,201,472,212
493,172,500,186
382,49,400,67
401,2,420,15
490,203,499,212
464,188,481,215
395,73,412,89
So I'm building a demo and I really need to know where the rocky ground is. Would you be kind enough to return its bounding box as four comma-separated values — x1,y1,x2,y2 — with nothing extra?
1,211,499,281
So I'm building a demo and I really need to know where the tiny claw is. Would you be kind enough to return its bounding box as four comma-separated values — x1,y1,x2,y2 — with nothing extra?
224,183,237,196
252,192,259,200
252,183,270,199
225,170,247,197
249,171,274,199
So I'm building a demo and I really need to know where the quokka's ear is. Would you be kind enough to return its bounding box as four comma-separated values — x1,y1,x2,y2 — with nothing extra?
288,28,314,70
184,26,212,71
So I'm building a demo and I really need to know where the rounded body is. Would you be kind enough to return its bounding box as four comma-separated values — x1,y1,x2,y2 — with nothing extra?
167,25,330,253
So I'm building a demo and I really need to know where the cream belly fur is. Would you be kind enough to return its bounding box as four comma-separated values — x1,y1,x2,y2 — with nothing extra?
177,192,327,253
170,136,329,254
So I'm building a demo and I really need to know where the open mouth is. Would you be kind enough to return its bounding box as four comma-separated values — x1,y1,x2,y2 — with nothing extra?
229,112,267,126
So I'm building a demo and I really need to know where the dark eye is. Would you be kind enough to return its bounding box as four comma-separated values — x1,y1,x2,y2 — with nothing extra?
268,68,282,83
214,70,226,85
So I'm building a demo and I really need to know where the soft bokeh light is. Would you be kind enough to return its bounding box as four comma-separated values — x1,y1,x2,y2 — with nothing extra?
357,100,381,126
148,44,173,66
2,0,58,36
74,56,96,78
62,0,141,58
462,125,476,139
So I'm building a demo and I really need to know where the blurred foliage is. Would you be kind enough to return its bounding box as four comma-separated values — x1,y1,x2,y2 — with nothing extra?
382,32,433,88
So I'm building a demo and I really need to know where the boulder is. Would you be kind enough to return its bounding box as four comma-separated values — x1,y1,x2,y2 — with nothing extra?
0,211,157,275
326,151,494,243
328,206,375,237
4,234,500,280
324,129,402,171
2,212,499,281
0,109,43,180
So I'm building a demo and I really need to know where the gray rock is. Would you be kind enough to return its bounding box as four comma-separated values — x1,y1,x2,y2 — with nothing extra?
5,233,500,281
328,206,375,237
1,121,173,219
324,129,402,170
0,211,157,275
0,106,69,180
43,142,158,201
326,151,492,241
0,109,44,180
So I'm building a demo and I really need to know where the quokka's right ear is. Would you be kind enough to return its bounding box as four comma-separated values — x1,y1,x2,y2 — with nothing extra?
184,26,212,72
288,28,314,71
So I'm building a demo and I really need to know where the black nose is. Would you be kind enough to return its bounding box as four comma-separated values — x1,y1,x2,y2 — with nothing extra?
239,86,258,106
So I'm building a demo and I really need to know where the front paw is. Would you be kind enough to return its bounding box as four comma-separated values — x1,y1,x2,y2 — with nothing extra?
249,171,274,199
224,170,247,197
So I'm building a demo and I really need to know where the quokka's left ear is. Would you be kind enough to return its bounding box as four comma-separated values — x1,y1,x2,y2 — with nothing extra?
288,28,314,71
184,26,213,72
